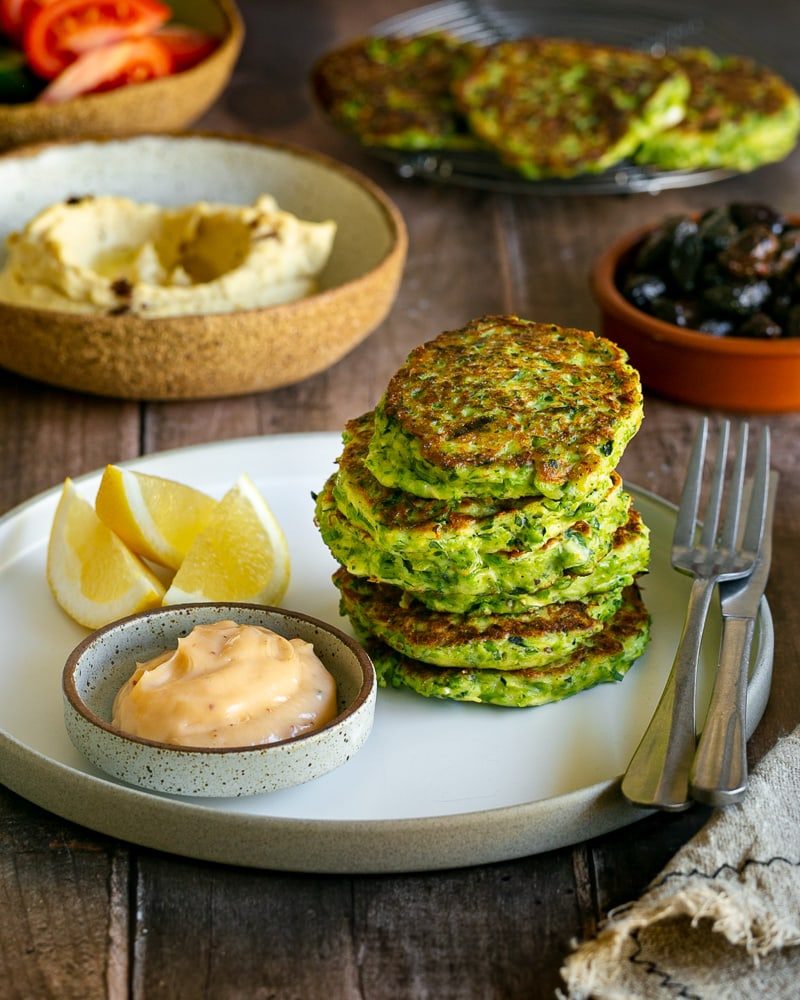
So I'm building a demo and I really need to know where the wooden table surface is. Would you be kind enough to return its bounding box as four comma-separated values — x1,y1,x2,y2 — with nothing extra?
2,2,799,997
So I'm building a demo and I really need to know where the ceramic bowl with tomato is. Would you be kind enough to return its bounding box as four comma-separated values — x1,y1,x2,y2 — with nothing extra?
0,0,243,148
0,131,407,399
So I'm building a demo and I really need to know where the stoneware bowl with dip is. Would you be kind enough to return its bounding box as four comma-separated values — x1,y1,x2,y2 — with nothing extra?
0,0,243,150
592,220,800,412
0,132,407,399
63,603,377,797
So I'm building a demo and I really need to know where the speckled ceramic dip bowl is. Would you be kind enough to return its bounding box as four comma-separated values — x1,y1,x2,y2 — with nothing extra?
0,132,407,399
63,604,376,798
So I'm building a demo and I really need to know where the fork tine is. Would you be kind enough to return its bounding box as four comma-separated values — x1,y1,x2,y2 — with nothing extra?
673,417,708,549
720,422,749,550
699,420,730,549
741,426,771,556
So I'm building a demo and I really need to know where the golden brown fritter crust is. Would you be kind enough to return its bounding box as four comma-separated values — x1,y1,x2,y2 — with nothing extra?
454,38,689,177
335,566,618,648
363,585,651,706
370,316,642,502
311,33,480,149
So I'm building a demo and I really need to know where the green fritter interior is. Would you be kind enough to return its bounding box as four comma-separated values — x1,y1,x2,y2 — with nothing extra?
453,37,689,178
336,410,620,556
316,473,632,605
418,506,649,615
335,567,624,669
361,584,651,708
366,317,643,502
636,47,800,171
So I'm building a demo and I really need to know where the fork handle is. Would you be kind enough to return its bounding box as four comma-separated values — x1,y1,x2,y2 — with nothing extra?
621,575,715,811
689,616,753,806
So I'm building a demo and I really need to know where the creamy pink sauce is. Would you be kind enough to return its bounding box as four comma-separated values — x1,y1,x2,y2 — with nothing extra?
112,620,337,748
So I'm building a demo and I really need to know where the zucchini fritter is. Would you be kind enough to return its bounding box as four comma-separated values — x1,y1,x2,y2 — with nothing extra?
363,585,651,708
366,317,643,502
318,467,648,615
311,32,480,150
336,410,619,556
316,473,632,607
636,48,800,171
335,567,623,670
454,37,689,178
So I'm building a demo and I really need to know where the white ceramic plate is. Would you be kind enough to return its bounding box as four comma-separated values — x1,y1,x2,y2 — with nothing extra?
0,433,773,873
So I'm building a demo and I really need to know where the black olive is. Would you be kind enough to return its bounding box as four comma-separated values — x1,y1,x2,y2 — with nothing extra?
703,279,772,315
728,203,785,234
623,272,668,309
736,313,784,338
700,261,730,287
634,216,689,271
786,305,800,337
668,218,703,292
772,229,800,278
619,201,800,338
698,317,735,336
769,289,793,320
698,207,738,252
719,225,780,278
650,297,701,327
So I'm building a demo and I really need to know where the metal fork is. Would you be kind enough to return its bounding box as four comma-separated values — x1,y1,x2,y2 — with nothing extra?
621,418,770,811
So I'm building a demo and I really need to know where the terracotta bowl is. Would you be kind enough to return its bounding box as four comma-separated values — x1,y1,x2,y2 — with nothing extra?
0,132,407,398
0,0,243,150
591,221,800,412
63,603,377,798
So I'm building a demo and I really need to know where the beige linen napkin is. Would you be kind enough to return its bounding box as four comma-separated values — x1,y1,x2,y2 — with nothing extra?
561,726,800,999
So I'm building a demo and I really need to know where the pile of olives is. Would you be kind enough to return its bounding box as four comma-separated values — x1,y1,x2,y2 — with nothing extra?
619,203,800,338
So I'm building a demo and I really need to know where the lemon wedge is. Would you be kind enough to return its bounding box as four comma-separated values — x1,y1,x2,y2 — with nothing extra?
95,465,218,570
47,479,166,629
162,474,290,606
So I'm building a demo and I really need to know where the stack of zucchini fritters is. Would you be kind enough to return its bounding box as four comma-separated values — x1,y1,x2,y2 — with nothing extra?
315,317,652,708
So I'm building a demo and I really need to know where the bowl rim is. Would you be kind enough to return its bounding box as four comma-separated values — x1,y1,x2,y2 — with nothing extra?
591,217,800,357
62,602,376,756
0,0,244,114
0,129,408,322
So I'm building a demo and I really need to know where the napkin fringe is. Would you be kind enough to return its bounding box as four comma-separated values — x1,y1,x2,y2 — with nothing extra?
560,730,800,999
560,878,800,999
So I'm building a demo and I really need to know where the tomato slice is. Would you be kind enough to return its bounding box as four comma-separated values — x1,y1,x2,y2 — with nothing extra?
0,0,25,39
0,0,48,42
38,33,171,102
24,0,170,79
155,24,217,72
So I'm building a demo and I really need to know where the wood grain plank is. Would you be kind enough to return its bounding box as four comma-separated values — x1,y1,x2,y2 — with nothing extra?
590,808,713,917
0,371,140,516
0,788,129,1000
353,856,584,1000
132,853,360,1000
132,851,581,1000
